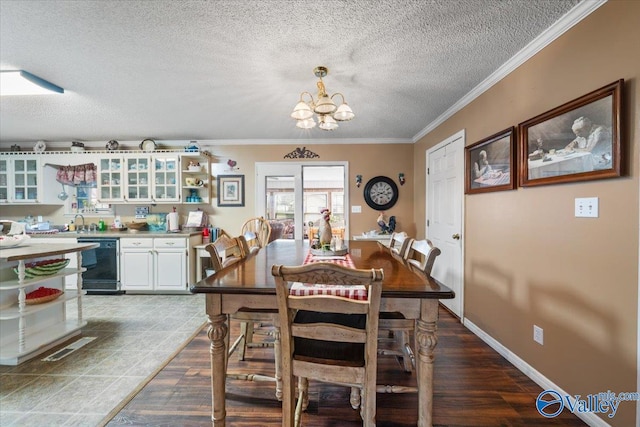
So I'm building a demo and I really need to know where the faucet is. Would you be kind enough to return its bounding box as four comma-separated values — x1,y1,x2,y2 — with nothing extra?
74,214,85,232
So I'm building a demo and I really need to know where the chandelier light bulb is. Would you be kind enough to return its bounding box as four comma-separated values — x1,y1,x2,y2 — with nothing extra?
318,115,338,131
296,117,316,129
333,102,354,121
291,100,313,120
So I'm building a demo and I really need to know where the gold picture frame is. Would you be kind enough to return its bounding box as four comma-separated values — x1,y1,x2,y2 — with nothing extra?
518,80,623,187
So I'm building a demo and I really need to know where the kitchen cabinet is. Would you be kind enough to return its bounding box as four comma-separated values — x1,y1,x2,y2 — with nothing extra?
0,157,9,202
0,242,98,365
97,157,124,202
0,155,61,205
120,236,194,292
99,154,180,204
181,152,212,204
151,155,180,203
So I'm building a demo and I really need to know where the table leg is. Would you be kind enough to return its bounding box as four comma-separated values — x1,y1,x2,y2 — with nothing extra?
207,312,228,426
416,299,439,427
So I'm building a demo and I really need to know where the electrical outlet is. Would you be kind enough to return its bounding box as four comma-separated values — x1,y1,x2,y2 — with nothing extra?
533,325,544,345
575,197,599,217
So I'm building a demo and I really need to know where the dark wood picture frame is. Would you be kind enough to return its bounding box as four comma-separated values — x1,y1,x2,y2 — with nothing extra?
465,127,516,194
518,79,623,187
217,175,245,207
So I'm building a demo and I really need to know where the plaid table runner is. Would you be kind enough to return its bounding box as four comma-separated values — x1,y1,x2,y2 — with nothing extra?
289,251,368,301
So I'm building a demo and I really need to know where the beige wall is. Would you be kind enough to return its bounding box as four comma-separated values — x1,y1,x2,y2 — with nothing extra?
0,143,415,239
413,2,639,426
206,144,416,237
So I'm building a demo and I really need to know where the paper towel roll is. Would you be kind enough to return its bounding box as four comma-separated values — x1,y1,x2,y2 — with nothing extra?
167,212,180,231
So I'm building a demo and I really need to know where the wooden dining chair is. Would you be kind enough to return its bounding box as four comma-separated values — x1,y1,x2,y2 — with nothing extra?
388,231,413,259
406,238,442,276
204,233,245,271
241,217,272,248
379,238,441,373
272,262,384,427
234,218,276,361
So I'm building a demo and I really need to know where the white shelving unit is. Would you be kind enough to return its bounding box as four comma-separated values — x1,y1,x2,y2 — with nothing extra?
0,242,98,365
181,151,212,204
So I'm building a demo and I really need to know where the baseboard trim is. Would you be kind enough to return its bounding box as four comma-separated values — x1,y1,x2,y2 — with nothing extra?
463,318,610,427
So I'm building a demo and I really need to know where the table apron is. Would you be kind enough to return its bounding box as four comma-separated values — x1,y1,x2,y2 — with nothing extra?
209,294,424,320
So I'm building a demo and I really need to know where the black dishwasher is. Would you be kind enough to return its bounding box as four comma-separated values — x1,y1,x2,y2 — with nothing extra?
77,238,122,294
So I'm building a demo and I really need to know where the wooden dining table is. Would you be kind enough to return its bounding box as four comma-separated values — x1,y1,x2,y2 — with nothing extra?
190,239,455,426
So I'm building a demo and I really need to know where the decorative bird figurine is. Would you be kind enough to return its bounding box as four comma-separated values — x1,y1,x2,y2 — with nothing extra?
377,213,396,234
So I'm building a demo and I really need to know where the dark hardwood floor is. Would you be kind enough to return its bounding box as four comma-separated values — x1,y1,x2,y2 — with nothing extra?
106,306,587,426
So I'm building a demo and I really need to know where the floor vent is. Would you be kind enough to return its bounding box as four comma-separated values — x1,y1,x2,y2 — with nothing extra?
42,337,96,362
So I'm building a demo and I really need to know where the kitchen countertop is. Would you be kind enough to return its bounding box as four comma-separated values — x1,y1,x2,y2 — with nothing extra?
29,230,202,238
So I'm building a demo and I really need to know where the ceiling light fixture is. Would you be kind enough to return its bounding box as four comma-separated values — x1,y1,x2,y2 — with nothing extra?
0,70,64,96
291,66,354,131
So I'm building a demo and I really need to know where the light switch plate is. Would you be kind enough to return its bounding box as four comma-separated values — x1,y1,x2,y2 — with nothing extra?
575,197,599,217
351,205,362,213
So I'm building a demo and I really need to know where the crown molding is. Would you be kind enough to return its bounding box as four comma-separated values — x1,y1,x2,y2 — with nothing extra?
413,0,607,143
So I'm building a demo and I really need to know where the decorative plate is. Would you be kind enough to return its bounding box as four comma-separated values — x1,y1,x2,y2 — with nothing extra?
33,140,46,153
25,287,64,305
0,234,30,248
140,138,157,152
13,258,70,278
106,140,119,151
310,247,348,256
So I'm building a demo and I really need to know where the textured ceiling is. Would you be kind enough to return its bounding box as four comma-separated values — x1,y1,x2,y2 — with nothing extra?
0,0,585,145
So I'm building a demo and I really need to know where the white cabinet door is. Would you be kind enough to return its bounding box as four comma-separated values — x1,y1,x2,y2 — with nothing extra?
120,238,154,291
120,250,153,290
124,156,152,203
152,155,180,203
154,237,187,291
97,157,124,202
6,157,40,203
0,158,10,203
155,250,186,290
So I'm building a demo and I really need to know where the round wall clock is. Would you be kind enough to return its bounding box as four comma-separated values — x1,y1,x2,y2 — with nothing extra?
363,176,398,211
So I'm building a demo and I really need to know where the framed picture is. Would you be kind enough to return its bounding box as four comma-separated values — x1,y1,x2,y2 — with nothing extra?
465,127,516,194
518,79,623,187
217,175,245,207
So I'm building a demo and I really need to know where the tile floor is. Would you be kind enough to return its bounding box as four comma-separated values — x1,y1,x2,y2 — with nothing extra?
0,293,207,427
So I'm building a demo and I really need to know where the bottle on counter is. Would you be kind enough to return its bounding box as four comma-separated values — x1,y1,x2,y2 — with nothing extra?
202,227,210,244
69,221,76,232
98,218,106,232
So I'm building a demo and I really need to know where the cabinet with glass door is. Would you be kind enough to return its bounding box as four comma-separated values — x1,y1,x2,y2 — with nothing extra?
0,156,42,204
97,157,124,202
0,158,9,203
124,156,151,202
152,155,180,203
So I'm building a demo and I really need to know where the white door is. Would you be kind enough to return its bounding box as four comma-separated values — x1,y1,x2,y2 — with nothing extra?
427,130,464,318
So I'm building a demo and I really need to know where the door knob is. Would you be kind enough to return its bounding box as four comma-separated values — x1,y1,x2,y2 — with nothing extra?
452,233,460,240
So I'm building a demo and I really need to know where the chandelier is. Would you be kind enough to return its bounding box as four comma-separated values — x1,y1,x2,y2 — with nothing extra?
290,66,355,131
